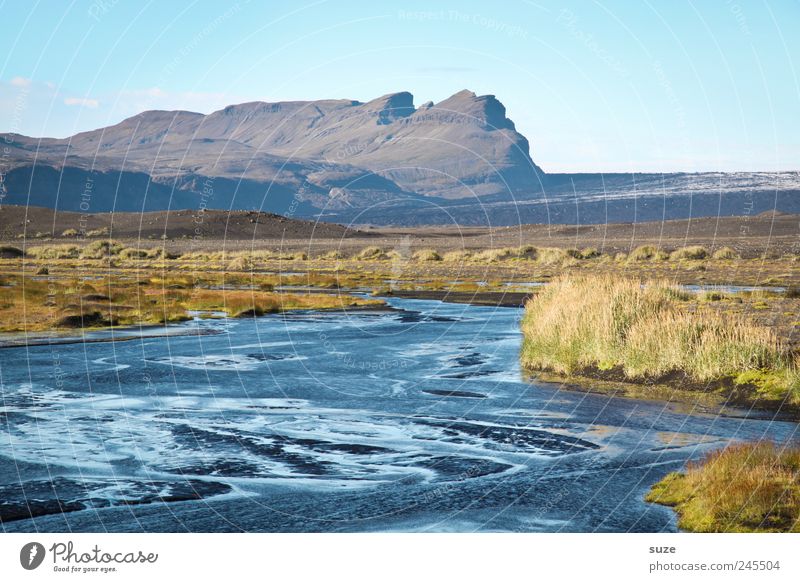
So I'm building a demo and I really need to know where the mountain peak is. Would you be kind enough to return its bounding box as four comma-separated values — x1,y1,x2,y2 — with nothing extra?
364,91,415,124
447,89,478,100
433,90,515,131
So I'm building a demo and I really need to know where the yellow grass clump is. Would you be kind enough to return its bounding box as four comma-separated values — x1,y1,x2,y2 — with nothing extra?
470,247,517,262
27,244,81,259
356,246,389,260
646,442,800,532
412,249,442,262
671,245,708,260
79,240,124,259
712,246,739,260
441,250,472,262
628,244,665,261
520,274,799,403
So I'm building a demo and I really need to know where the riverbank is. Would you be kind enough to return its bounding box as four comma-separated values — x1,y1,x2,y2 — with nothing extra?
646,442,800,532
385,289,531,307
520,275,800,413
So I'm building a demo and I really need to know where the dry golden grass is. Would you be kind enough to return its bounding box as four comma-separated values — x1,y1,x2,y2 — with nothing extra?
671,245,709,260
27,244,81,259
520,274,800,404
442,250,472,262
412,249,442,261
712,246,739,260
627,244,670,261
0,271,382,332
646,442,800,532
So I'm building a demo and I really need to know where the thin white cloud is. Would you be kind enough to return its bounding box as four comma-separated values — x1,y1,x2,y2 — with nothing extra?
10,76,32,87
64,97,100,108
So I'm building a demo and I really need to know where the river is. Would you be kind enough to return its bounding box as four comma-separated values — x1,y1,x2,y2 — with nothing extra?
1,297,797,532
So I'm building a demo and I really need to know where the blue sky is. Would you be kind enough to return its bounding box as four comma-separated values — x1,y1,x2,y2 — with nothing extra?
1,0,798,172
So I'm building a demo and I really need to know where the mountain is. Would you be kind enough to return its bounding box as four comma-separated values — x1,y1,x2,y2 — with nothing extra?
1,90,798,225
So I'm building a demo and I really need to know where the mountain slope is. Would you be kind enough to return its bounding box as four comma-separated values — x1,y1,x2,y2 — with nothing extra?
1,90,797,225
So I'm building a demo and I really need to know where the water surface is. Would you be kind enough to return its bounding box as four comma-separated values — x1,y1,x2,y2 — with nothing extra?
1,297,797,532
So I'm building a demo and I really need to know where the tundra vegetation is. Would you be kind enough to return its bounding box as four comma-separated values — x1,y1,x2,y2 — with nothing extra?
519,274,800,532
520,274,800,406
0,270,383,332
646,442,800,532
1,238,799,532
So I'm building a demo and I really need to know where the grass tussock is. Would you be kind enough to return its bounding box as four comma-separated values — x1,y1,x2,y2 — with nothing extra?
536,247,570,265
441,250,472,262
470,247,518,263
646,441,800,532
317,250,344,260
27,244,81,259
412,249,442,262
671,245,709,261
520,274,800,404
356,246,390,260
712,246,739,260
628,245,662,261
79,240,124,259
85,227,109,238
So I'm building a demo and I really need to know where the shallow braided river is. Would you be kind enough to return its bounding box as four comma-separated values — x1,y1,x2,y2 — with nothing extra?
1,297,797,532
